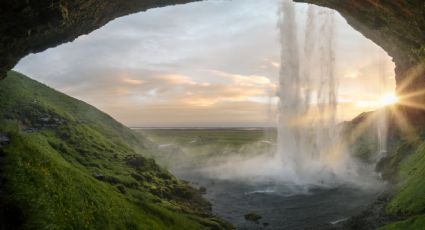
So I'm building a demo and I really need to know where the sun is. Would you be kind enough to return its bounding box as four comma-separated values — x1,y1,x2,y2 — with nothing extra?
379,93,399,107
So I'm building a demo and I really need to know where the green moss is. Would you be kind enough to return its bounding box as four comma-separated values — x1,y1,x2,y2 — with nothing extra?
59,3,69,21
377,139,418,181
386,142,425,216
3,133,178,229
244,212,262,222
0,71,230,229
371,135,425,228
379,215,425,230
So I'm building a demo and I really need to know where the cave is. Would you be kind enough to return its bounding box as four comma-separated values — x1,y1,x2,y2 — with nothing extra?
1,1,425,229
1,1,424,100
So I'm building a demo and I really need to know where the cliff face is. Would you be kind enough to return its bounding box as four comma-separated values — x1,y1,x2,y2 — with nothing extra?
297,0,425,112
1,1,424,106
1,1,424,229
1,0,424,122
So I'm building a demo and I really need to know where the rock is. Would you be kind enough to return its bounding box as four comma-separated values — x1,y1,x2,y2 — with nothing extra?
116,185,126,194
0,0,197,80
172,185,195,199
0,133,10,148
244,212,262,222
0,0,423,113
93,172,104,180
130,172,145,181
199,186,207,194
125,155,159,171
343,193,398,229
13,103,66,132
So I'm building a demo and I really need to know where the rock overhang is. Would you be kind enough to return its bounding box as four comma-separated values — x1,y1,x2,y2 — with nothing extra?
1,0,424,113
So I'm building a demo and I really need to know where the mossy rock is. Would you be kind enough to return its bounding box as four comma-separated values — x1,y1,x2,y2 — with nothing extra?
244,212,262,222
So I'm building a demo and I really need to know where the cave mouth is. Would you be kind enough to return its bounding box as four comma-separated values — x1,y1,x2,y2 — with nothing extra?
14,0,396,128
11,0,396,228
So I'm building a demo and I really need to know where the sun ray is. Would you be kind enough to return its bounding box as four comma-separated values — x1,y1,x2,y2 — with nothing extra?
395,62,425,95
379,93,399,107
344,111,381,146
396,100,425,111
398,88,425,101
389,105,417,138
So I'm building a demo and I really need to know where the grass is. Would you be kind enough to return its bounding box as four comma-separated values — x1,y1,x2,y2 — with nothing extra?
386,141,425,215
140,109,425,230
374,135,425,229
138,128,275,169
3,133,174,229
331,110,425,229
140,129,271,148
0,71,230,229
379,215,425,230
3,70,425,229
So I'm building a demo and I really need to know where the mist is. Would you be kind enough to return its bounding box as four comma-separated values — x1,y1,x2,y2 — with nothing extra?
138,1,388,195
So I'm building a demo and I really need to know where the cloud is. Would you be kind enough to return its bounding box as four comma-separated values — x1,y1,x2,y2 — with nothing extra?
13,0,395,127
122,78,144,85
159,74,197,85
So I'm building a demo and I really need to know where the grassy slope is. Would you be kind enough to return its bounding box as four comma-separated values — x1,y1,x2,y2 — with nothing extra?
340,109,425,229
378,137,425,229
0,71,230,229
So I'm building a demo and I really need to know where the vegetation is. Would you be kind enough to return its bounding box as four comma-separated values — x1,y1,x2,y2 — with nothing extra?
340,111,383,163
342,109,425,229
377,136,425,229
386,141,425,215
139,128,275,169
2,71,425,230
0,71,230,229
379,215,425,230
141,129,270,148
244,213,262,222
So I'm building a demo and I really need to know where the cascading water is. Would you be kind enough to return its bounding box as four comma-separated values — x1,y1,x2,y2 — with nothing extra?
277,1,352,184
376,54,388,161
278,0,302,178
202,0,383,188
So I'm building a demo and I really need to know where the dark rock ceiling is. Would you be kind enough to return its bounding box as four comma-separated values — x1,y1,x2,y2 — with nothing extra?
1,0,424,106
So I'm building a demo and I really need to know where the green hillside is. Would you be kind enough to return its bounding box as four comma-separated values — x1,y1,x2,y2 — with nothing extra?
378,136,425,229
342,109,425,229
0,71,231,229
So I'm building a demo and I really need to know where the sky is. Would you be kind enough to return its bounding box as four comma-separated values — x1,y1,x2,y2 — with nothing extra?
14,0,395,127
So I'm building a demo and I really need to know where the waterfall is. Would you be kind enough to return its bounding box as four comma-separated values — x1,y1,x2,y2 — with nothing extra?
277,1,341,183
377,54,388,160
278,0,302,175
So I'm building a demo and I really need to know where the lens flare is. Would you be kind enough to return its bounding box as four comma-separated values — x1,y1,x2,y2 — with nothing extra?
379,93,399,106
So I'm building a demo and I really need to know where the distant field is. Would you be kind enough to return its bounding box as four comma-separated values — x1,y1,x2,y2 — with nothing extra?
134,128,276,169
136,128,276,147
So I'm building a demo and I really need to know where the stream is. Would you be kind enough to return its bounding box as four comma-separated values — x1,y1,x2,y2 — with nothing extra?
175,170,380,230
